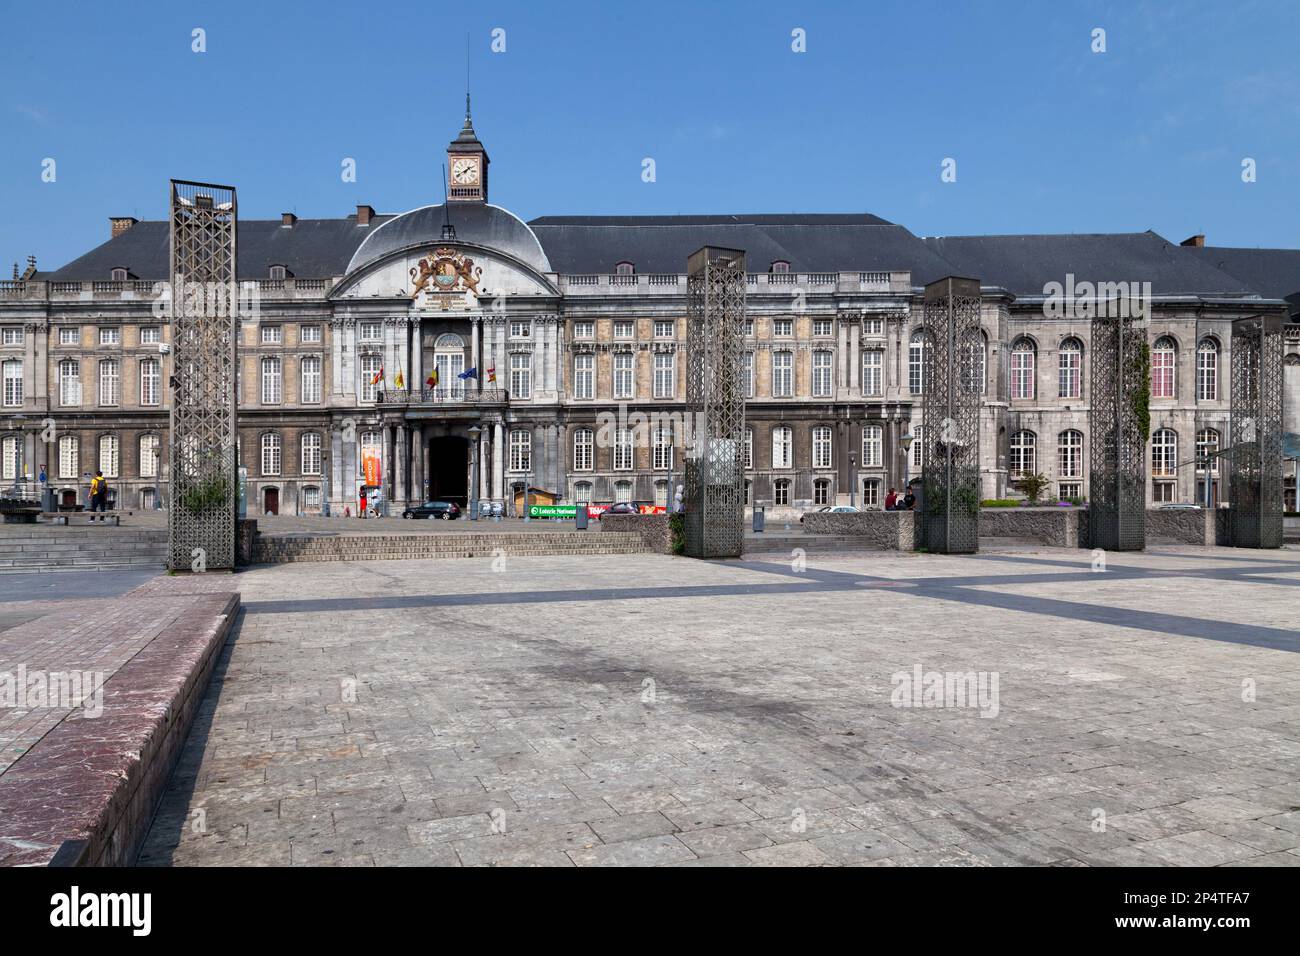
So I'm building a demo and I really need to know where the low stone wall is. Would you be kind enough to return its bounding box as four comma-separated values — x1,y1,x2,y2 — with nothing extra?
253,530,648,563
1146,509,1216,546
979,507,1080,548
600,513,674,554
236,518,258,566
800,510,915,550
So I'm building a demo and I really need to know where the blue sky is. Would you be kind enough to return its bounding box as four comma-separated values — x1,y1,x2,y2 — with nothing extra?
2,0,1297,272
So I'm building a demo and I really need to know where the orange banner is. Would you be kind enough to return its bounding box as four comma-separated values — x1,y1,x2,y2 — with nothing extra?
363,454,381,487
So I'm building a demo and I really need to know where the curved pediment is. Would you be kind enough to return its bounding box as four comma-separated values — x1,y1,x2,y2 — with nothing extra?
330,240,559,302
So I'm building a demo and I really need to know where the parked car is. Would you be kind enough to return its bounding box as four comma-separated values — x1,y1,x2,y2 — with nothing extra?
1158,503,1202,510
799,505,860,523
598,502,640,519
402,500,461,520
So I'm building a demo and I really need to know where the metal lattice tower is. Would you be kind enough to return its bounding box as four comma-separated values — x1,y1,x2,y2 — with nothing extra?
168,180,238,570
684,247,746,559
920,276,983,554
1229,314,1284,548
1088,313,1148,551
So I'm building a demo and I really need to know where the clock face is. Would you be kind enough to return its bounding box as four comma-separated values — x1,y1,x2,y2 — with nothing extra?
451,157,479,185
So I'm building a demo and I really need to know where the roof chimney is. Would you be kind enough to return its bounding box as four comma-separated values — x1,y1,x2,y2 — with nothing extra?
21,256,36,280
281,212,297,227
1181,234,1205,248
356,204,375,226
110,217,138,239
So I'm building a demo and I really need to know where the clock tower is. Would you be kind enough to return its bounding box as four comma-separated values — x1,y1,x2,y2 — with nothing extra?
447,95,489,202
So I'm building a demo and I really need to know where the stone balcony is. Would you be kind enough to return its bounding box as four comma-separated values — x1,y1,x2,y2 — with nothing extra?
375,386,510,407
556,271,913,297
0,277,335,304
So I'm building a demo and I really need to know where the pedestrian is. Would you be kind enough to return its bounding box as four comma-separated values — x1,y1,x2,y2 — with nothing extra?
89,470,108,520
884,487,898,511
359,491,367,518
901,487,916,511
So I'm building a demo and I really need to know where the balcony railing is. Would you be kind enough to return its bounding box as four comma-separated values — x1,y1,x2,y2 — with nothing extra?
376,386,509,405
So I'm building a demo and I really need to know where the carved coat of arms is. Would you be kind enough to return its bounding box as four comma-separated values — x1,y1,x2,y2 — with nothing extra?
410,247,482,301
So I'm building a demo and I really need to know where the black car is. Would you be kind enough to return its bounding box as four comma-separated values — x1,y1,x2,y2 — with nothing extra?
402,500,461,520
598,502,640,519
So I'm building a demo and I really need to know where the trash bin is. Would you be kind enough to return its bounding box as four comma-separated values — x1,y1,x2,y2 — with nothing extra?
753,505,765,533
575,506,588,530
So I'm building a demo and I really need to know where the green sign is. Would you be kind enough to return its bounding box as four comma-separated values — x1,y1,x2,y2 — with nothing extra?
528,504,577,518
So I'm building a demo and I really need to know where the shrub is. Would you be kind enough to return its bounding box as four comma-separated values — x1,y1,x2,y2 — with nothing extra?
668,513,686,555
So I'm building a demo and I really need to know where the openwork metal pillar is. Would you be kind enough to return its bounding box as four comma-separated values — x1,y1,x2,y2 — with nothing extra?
919,276,982,554
1229,314,1284,548
168,180,238,570
1088,314,1148,551
683,247,746,558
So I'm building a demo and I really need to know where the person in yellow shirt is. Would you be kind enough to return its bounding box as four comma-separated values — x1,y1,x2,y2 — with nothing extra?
89,470,109,520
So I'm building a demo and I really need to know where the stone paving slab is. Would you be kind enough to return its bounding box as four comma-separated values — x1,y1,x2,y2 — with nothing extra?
139,546,1300,867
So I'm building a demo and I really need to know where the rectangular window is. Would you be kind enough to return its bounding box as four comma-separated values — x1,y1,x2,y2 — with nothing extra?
360,354,381,402
613,320,634,339
301,325,322,344
2,327,22,346
1059,482,1082,500
912,425,924,471
2,360,22,407
1153,481,1175,503
744,318,754,337
772,427,792,469
99,435,119,478
613,429,635,470
744,351,755,398
573,353,594,399
1,436,17,480
98,359,120,406
813,480,830,505
774,481,790,506
99,327,121,346
59,435,78,479
59,360,81,406
813,319,833,337
261,325,282,345
261,435,281,476
140,327,161,345
140,358,161,406
812,350,833,397
653,352,674,398
654,320,674,338
510,320,531,338
301,355,322,404
862,425,882,467
773,318,793,337
812,427,833,469
359,321,381,342
772,351,793,397
140,435,159,478
652,429,673,471
862,479,881,507
573,321,594,339
59,327,79,345
863,349,883,396
303,486,322,509
510,429,531,471
863,317,884,336
573,429,593,471
613,352,634,399
510,352,531,399
301,433,322,475
261,357,282,404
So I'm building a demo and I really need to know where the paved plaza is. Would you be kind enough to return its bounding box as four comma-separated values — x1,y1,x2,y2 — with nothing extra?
137,546,1300,867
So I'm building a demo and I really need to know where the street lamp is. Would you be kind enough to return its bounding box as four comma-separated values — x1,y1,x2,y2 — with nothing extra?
467,424,482,521
898,431,916,491
849,450,857,508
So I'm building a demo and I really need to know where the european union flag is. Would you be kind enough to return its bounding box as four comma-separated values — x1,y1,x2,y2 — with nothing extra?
458,367,478,380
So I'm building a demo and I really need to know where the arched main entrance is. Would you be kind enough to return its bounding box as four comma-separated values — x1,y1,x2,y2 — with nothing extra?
427,435,468,505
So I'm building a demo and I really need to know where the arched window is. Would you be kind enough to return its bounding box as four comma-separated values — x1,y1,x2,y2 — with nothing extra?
1152,337,1177,398
1196,339,1218,402
99,434,120,478
1058,338,1082,399
772,425,792,469
908,330,930,395
1009,430,1037,476
140,357,161,406
770,260,791,274
268,264,287,281
301,432,322,476
812,426,833,469
574,481,593,504
435,334,467,397
615,261,635,276
1057,430,1083,479
813,478,831,505
1152,428,1178,477
573,427,593,471
1010,339,1036,400
654,479,668,507
260,433,281,476
139,434,160,478
773,478,790,505
862,424,883,467
614,480,632,503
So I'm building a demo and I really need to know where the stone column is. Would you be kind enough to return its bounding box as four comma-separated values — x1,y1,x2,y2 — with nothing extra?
411,424,424,503
554,420,566,501
409,320,422,394
330,426,344,512
471,317,481,392
479,429,490,500
394,425,408,507
493,420,505,499
382,424,394,512
849,321,860,393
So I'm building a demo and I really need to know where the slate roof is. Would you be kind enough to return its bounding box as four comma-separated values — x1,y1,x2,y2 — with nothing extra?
528,213,958,282
1183,246,1300,316
922,232,1259,299
46,216,395,282
348,204,550,276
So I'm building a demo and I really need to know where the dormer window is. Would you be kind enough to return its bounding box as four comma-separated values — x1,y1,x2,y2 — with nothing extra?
615,262,635,276
770,261,791,274
111,267,129,282
268,264,289,281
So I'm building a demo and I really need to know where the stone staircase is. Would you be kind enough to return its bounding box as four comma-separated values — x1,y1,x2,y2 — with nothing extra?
0,524,169,572
253,530,649,564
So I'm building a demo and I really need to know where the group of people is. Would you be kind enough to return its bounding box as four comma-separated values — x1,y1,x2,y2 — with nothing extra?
883,486,916,511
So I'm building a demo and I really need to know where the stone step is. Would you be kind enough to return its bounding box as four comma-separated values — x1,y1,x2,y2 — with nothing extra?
252,531,647,564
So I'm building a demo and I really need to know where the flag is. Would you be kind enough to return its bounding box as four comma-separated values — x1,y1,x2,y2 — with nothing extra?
458,367,478,381
425,367,439,388
486,366,496,383
394,368,404,389
370,365,384,386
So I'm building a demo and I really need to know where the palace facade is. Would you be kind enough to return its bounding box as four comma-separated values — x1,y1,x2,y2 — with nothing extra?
3,110,1299,516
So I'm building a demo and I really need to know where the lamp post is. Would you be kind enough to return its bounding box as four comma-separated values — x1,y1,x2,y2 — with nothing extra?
522,469,532,522
849,450,857,508
899,431,916,492
467,424,482,521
